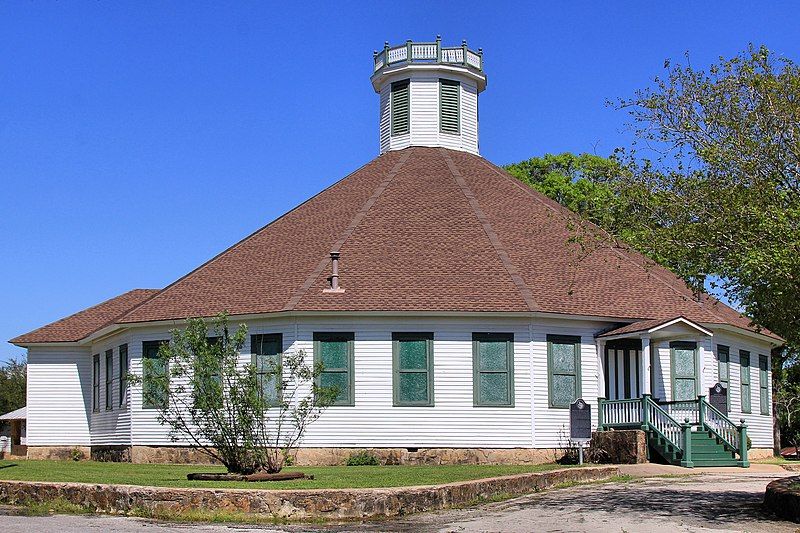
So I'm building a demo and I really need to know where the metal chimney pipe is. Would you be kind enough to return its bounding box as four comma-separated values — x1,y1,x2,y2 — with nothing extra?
330,251,340,290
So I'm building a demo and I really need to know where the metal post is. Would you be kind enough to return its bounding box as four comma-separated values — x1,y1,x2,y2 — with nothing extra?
680,417,693,468
578,444,584,465
738,419,750,467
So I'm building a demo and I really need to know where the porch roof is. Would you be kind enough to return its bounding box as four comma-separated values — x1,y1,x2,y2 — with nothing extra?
597,316,713,341
0,407,26,421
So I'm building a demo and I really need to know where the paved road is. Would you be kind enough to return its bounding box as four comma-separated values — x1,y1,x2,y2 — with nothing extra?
0,471,794,532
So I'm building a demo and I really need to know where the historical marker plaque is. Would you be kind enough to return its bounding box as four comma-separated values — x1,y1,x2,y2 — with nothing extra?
570,398,592,442
709,382,728,415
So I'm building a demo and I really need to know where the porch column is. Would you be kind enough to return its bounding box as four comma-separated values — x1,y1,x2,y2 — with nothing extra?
641,336,652,395
597,340,606,398
696,340,705,397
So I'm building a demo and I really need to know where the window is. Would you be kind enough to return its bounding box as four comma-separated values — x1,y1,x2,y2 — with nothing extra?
119,344,128,407
473,333,514,407
252,334,282,406
439,79,460,134
740,350,751,413
142,340,168,409
759,354,769,415
92,354,100,412
717,344,730,408
390,80,410,136
547,335,581,408
105,349,113,410
314,333,354,406
671,341,697,401
393,333,434,406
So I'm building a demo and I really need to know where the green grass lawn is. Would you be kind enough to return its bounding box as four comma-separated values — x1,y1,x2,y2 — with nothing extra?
0,459,572,490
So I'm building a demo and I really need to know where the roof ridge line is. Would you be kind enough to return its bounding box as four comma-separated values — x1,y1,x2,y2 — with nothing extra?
281,149,412,311
441,149,539,312
477,157,729,322
117,155,388,323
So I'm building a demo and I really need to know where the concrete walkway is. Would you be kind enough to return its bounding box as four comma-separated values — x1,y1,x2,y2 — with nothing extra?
0,467,794,532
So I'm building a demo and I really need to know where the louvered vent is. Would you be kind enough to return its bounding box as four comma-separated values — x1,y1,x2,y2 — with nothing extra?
439,79,460,134
390,80,410,136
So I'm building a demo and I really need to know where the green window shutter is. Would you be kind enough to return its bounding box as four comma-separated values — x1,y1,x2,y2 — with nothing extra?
759,354,769,415
314,332,355,406
392,333,434,406
390,80,410,136
105,349,113,410
119,344,128,407
252,334,283,407
142,340,168,409
473,333,514,407
717,345,730,409
439,79,460,134
547,335,582,408
670,341,697,401
92,354,100,412
740,350,751,413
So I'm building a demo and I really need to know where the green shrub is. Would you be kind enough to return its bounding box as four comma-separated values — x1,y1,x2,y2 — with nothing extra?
346,451,380,466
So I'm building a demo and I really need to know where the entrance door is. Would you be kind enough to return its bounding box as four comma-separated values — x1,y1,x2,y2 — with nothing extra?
604,341,642,400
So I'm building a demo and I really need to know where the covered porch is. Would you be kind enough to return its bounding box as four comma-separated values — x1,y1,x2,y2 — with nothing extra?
594,317,748,468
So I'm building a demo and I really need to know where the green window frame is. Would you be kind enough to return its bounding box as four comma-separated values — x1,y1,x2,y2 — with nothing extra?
439,79,460,134
314,332,355,406
119,344,128,407
473,333,515,407
390,80,410,136
740,350,751,414
670,341,698,401
105,349,113,410
142,340,168,409
252,333,283,407
92,354,100,412
717,344,730,409
392,332,434,406
759,354,769,415
547,335,582,408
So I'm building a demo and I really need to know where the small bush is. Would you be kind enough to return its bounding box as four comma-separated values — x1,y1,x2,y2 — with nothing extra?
70,447,85,462
346,450,380,466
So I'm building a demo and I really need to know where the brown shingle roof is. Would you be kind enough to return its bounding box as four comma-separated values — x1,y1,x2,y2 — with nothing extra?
10,289,158,344
13,147,779,343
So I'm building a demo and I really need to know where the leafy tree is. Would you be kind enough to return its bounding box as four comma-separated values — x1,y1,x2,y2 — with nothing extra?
130,314,337,474
0,357,26,415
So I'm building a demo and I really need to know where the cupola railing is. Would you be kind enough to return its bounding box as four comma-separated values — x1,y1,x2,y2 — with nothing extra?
373,37,483,74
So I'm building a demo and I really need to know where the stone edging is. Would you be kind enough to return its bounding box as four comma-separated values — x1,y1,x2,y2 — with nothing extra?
764,476,800,523
0,466,619,520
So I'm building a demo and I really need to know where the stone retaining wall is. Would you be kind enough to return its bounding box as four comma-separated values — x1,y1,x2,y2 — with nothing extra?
590,430,647,464
0,466,619,520
764,475,800,522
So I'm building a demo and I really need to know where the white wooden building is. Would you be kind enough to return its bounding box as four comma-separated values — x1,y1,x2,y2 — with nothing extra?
12,39,780,465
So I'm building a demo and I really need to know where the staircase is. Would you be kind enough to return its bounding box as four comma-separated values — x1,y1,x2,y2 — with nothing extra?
599,394,749,468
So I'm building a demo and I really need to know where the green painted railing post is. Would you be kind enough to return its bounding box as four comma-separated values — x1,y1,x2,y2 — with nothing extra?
436,35,442,62
641,394,651,431
462,39,468,66
406,39,413,63
597,397,606,430
698,395,706,429
383,41,390,64
680,417,694,468
738,419,750,467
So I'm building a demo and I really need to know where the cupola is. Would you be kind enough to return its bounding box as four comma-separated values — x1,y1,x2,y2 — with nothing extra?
371,37,486,155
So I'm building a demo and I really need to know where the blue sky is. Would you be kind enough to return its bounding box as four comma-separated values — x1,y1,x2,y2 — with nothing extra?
1,2,798,363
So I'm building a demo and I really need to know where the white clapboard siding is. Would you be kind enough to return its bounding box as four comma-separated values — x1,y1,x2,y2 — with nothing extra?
531,318,605,448
27,346,92,445
380,73,480,155
89,333,133,445
712,332,773,448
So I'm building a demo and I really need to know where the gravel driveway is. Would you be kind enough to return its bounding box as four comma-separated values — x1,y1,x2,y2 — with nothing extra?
0,470,793,532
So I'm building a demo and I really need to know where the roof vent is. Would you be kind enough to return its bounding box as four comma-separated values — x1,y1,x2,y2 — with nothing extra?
323,251,345,293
